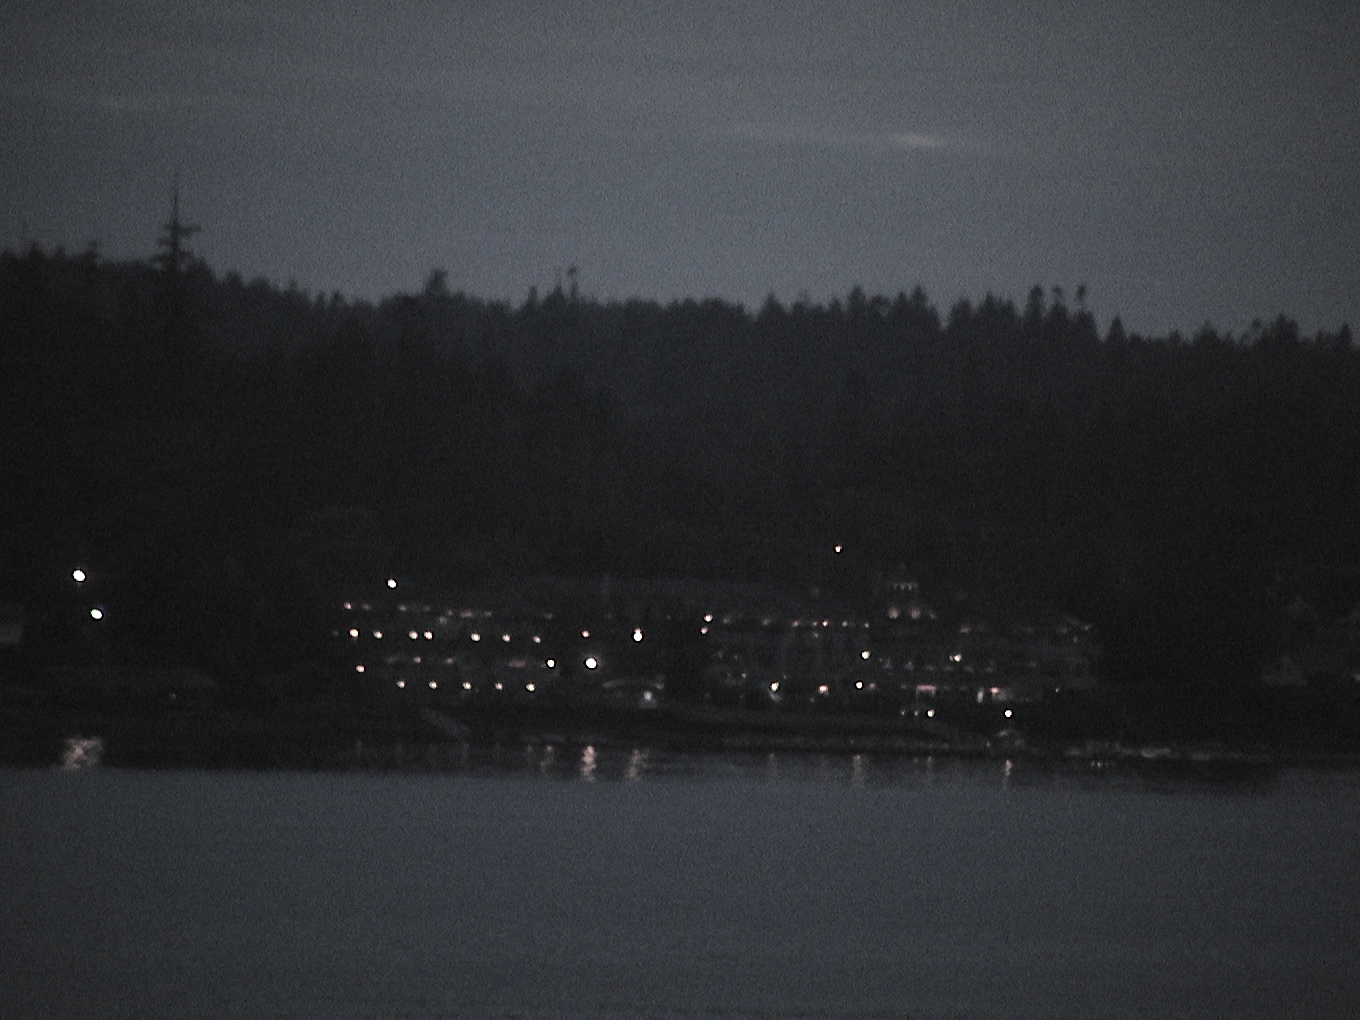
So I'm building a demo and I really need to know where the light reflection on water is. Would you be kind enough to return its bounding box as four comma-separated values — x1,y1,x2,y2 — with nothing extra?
5,745,1359,1020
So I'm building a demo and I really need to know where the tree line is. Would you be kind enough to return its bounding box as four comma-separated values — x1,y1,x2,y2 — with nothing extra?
2,242,1356,709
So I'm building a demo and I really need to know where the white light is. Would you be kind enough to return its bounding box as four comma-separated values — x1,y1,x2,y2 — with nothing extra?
501,633,511,643
396,680,405,688
526,683,536,692
951,652,962,663
769,682,780,692
373,630,383,639
1004,709,1013,718
423,631,433,640
470,632,481,641
834,544,843,554
408,630,419,640
348,628,359,638
926,709,935,718
494,681,504,690
581,629,590,638
88,607,103,620
72,569,87,583
356,664,366,673
342,601,352,610
855,680,864,690
387,578,398,589
429,681,438,689
532,635,541,644
633,628,643,642
700,626,709,635
545,658,556,668
860,650,871,660
461,680,472,690
817,684,829,695
584,656,598,669
703,614,713,623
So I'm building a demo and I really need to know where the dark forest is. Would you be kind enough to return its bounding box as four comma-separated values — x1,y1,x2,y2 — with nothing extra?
3,238,1357,721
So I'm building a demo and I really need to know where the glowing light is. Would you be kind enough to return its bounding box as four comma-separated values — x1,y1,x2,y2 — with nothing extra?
545,658,556,668
855,680,864,690
703,614,713,623
355,664,366,673
462,681,472,690
633,628,643,642
408,630,419,640
72,569,87,583
396,680,405,688
348,628,360,638
88,607,103,620
423,631,433,640
817,684,830,695
526,683,536,692
769,682,780,692
926,709,935,718
373,630,383,639
501,633,511,643
1004,708,1014,718
342,601,352,610
700,626,709,635
387,578,398,589
532,635,542,644
494,681,504,691
584,656,599,669
581,629,590,638
950,652,963,663
470,632,481,641
860,650,871,660
834,544,843,554
429,681,438,689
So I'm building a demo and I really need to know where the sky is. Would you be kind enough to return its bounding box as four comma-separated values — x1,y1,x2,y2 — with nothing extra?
2,0,1357,336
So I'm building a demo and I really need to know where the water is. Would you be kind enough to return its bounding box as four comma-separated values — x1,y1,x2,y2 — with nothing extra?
3,747,1358,1020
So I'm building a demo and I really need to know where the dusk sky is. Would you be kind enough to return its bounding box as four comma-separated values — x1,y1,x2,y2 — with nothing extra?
3,0,1356,336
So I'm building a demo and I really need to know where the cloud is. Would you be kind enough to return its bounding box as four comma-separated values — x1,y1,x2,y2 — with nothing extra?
727,123,950,154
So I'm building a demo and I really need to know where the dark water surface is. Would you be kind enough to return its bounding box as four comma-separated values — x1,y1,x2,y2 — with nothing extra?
3,748,1358,1020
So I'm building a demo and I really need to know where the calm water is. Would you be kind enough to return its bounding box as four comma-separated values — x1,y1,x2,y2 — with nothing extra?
2,746,1358,1020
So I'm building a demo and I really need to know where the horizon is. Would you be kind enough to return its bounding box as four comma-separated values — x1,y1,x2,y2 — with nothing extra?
4,0,1356,339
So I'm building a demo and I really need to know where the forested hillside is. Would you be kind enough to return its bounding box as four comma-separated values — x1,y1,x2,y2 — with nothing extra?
3,243,1356,701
